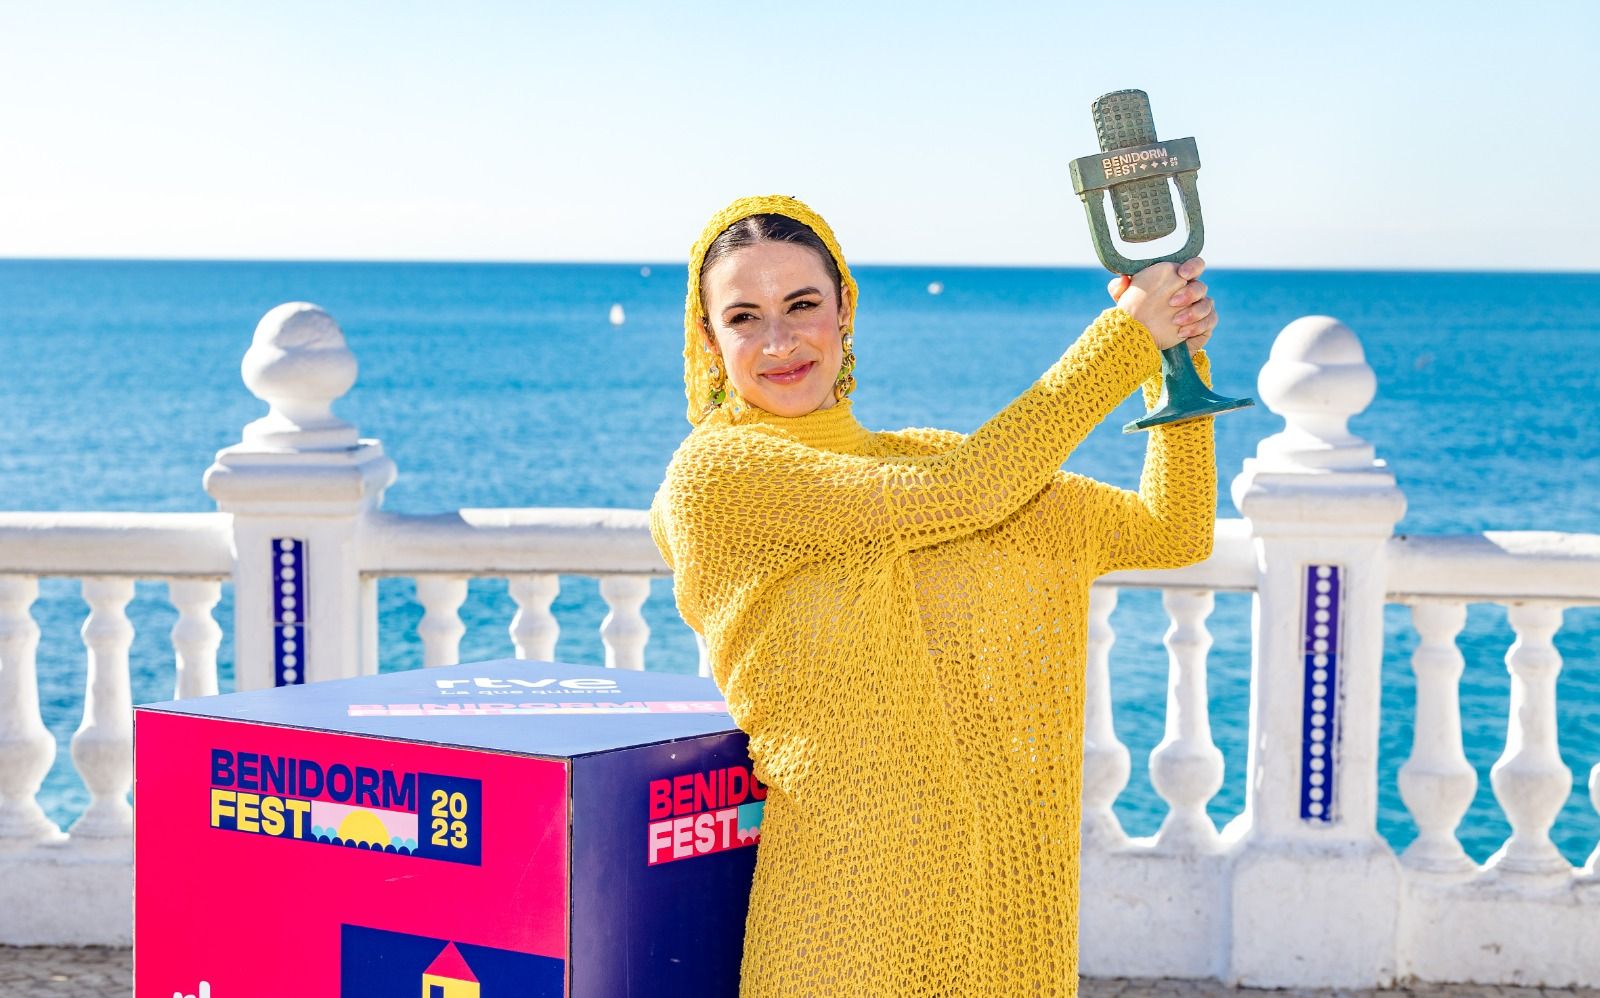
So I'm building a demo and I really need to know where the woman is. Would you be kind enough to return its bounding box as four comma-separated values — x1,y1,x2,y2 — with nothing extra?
649,194,1218,997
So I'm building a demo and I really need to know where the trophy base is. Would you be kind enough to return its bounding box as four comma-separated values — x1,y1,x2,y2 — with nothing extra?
1123,393,1254,432
1123,342,1255,433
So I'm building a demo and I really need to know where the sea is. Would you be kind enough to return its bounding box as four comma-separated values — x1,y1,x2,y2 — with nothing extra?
1,260,1597,864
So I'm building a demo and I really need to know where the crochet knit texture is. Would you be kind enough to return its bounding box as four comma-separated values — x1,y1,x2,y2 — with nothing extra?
652,311,1216,996
651,199,1217,997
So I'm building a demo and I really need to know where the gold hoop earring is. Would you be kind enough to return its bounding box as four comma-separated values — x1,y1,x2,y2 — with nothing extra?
834,331,856,402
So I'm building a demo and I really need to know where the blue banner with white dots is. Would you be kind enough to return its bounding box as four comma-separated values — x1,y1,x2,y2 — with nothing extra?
1299,563,1341,822
273,537,307,686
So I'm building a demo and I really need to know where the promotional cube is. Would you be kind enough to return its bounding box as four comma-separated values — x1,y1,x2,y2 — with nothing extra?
134,658,764,997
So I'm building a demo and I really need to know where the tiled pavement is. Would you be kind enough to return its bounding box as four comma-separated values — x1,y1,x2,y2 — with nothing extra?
3,947,1597,998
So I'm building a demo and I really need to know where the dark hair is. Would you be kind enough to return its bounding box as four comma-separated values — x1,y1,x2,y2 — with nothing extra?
699,213,843,309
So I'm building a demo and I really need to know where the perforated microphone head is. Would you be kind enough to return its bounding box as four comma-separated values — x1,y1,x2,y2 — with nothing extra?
1091,89,1177,244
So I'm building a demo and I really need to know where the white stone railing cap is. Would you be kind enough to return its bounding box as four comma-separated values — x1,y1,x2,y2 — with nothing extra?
239,302,360,451
1252,315,1381,473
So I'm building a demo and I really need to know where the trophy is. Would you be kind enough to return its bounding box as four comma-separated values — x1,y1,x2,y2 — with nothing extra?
1069,89,1254,433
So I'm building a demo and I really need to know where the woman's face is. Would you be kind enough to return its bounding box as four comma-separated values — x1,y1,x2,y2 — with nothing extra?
700,240,849,418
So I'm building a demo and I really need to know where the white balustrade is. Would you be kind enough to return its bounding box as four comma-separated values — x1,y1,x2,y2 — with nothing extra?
168,579,222,700
415,575,469,667
1486,600,1572,879
1397,599,1476,874
1387,530,1600,602
0,575,60,842
1148,588,1223,851
0,516,236,943
69,577,135,839
2,301,1598,985
362,507,662,575
599,575,650,671
1081,584,1129,848
508,574,560,660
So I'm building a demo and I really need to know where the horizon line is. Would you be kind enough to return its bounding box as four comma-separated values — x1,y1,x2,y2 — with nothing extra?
1,254,1597,277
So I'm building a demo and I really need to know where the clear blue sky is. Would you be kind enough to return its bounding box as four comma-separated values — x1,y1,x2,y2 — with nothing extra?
2,1,1595,269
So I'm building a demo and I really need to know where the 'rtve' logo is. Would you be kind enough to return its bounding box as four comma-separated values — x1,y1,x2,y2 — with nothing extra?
173,983,211,998
433,677,619,690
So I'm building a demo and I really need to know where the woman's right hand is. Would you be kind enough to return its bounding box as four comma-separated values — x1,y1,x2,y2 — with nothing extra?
1107,258,1209,350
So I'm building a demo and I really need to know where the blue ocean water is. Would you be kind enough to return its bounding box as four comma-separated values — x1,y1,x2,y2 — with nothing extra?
1,259,1596,864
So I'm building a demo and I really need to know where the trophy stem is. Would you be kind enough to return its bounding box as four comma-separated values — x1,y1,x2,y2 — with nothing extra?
1123,342,1254,433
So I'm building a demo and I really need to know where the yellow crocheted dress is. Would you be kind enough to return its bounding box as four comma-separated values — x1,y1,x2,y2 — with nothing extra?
649,198,1217,997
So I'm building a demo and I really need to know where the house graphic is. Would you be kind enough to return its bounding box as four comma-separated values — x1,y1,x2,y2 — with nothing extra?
421,942,479,997
341,923,563,996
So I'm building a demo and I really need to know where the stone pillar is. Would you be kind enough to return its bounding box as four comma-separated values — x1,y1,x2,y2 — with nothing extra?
1224,316,1406,988
204,303,395,690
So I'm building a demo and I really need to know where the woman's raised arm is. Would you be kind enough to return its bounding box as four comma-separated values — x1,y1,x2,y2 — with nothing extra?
1063,349,1218,575
655,306,1164,568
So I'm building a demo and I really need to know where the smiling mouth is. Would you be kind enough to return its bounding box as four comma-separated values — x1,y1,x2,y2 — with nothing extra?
761,361,815,384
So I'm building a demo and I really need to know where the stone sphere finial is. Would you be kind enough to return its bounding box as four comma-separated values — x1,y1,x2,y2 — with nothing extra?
240,302,360,450
1255,316,1379,470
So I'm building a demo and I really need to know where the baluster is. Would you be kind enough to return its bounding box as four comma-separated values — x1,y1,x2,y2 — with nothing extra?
1149,588,1224,852
415,576,468,667
1486,601,1571,878
361,576,379,676
695,632,712,679
599,576,650,671
1082,584,1130,848
70,577,135,839
1586,762,1599,876
508,574,560,661
168,579,222,700
1397,599,1476,873
0,575,61,842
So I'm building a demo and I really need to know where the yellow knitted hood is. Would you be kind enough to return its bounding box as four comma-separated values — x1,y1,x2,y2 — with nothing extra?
681,194,860,426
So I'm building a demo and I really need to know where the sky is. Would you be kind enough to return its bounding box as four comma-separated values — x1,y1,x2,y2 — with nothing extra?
1,1,1596,270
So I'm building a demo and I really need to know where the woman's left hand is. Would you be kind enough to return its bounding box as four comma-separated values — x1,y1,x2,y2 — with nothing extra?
1107,257,1216,355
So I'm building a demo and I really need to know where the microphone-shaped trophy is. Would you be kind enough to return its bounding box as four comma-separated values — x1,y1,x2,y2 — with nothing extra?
1069,89,1254,432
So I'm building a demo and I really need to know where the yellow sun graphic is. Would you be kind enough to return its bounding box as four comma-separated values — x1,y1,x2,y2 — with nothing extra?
336,810,390,847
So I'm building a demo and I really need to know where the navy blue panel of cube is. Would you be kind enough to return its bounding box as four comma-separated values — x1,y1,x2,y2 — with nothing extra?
569,733,760,998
